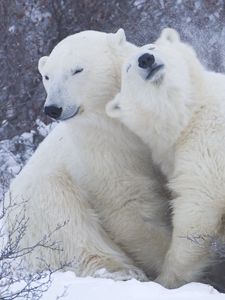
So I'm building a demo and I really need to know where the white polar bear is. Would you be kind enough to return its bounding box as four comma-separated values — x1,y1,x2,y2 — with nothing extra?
106,28,225,287
7,29,171,281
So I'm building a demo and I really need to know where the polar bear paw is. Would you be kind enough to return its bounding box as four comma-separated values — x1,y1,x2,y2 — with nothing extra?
155,272,186,289
93,267,148,281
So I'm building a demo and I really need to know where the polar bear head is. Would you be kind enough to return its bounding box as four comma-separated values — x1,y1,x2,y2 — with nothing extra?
106,28,205,149
38,29,136,120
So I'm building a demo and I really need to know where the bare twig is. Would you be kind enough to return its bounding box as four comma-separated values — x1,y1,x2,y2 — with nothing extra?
0,173,71,300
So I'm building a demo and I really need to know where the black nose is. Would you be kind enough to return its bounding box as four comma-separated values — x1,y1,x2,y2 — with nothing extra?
44,105,62,119
138,53,155,69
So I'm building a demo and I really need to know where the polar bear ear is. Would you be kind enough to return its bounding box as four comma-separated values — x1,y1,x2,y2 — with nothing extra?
160,28,180,43
106,95,122,119
115,28,127,45
108,28,127,46
38,56,49,73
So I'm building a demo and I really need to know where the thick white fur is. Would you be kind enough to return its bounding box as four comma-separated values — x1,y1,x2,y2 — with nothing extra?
7,29,171,281
106,28,225,287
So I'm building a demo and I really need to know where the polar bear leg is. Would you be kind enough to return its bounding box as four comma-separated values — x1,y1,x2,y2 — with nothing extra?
92,267,147,281
106,201,171,277
156,194,221,288
9,173,146,281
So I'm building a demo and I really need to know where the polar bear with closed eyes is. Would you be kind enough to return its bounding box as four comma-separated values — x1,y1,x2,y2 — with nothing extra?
107,28,225,287
7,29,171,281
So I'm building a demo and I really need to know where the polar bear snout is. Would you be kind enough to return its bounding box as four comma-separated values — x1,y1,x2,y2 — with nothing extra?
137,52,165,82
44,105,62,119
138,53,155,69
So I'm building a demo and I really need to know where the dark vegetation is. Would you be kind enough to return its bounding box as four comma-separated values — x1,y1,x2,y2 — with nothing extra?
1,0,225,140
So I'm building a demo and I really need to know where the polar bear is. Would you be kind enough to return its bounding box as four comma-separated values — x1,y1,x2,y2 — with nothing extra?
7,29,171,281
106,28,225,287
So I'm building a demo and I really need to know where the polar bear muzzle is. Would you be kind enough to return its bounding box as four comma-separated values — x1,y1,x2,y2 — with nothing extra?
44,105,62,119
138,53,155,69
44,105,81,120
137,52,165,82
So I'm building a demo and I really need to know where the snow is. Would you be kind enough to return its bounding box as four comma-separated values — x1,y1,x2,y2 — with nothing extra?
133,0,146,9
41,271,225,300
8,25,16,33
25,5,52,23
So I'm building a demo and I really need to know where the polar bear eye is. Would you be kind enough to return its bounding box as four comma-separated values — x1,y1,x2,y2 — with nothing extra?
148,47,155,50
44,75,49,80
72,68,84,76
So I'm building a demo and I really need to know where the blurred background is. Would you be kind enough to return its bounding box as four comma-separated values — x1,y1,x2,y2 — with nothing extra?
1,0,225,290
1,0,225,140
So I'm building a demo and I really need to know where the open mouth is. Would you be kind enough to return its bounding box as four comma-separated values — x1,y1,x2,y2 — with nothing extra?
146,64,164,80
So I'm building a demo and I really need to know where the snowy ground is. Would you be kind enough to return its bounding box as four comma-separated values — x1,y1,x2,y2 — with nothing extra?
42,271,225,300
1,121,225,299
